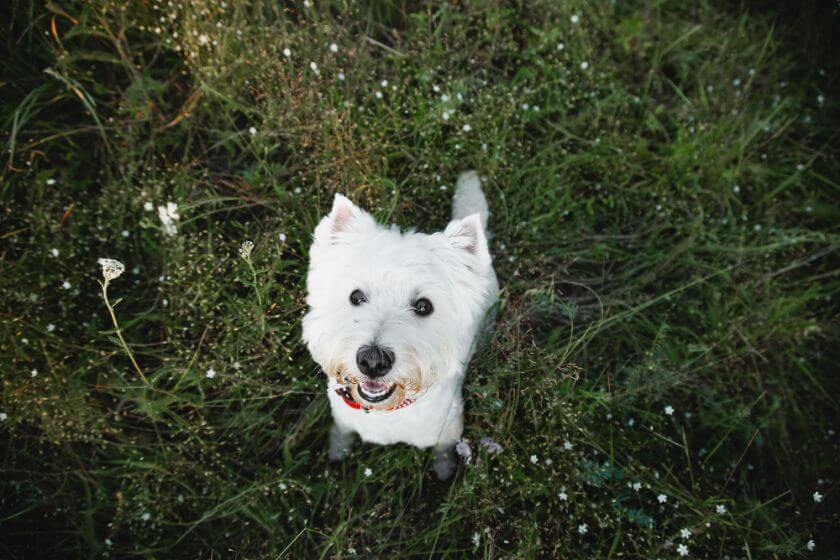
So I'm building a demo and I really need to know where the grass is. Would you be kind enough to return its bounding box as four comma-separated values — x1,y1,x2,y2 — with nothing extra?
1,0,838,557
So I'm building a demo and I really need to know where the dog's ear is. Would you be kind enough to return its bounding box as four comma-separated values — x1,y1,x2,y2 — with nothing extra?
312,193,374,247
443,213,491,267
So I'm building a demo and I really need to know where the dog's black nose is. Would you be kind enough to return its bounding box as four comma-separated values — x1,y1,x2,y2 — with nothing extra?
356,345,394,378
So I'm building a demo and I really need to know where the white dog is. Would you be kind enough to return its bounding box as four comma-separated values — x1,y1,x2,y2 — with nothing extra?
302,171,499,479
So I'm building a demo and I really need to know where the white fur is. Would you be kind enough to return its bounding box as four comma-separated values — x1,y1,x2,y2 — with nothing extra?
302,171,498,479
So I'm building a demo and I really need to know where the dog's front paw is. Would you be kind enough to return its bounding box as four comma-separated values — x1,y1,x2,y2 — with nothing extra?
329,424,356,461
432,448,457,480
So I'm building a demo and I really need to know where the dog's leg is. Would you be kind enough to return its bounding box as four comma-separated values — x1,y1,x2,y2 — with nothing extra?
329,423,356,461
432,442,457,480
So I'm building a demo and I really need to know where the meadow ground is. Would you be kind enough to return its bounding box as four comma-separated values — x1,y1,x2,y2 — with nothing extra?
1,1,839,558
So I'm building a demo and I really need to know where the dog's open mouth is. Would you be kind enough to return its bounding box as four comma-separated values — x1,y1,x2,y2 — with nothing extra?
357,380,396,403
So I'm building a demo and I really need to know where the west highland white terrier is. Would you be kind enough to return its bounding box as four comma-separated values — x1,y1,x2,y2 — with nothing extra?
302,171,499,479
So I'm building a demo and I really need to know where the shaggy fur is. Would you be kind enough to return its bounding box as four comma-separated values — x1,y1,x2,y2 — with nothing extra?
302,171,499,479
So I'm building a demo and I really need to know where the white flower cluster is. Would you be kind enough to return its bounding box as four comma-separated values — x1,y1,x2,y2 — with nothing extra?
239,240,255,260
97,258,125,282
157,202,180,236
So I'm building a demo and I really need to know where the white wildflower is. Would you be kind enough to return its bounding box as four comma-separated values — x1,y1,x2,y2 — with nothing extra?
657,493,667,503
205,368,216,379
563,440,573,450
51,248,59,257
462,124,472,132
680,528,691,539
249,126,257,136
310,61,319,74
570,14,580,24
198,34,209,46
278,233,287,243
455,440,472,460
577,523,587,534
330,43,339,53
632,482,642,491
31,368,38,378
807,539,815,551
677,543,689,557
0,412,7,421
239,240,254,259
480,437,504,454
157,202,180,236
338,72,345,81
530,454,538,464
472,532,480,547
62,280,71,290
716,504,727,514
664,405,674,415
121,230,130,238
46,178,56,185
143,201,154,211
557,42,565,51
98,258,125,282
141,512,150,521
580,61,589,70
283,47,291,58
813,491,823,503
558,491,568,501
364,467,372,477
46,323,56,333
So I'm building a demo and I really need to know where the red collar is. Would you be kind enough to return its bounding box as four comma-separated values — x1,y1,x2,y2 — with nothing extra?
335,386,416,412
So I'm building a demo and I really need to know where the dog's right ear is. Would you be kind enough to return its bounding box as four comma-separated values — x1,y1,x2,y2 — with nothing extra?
312,193,375,247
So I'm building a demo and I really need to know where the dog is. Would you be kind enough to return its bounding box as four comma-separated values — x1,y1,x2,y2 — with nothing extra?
302,171,498,480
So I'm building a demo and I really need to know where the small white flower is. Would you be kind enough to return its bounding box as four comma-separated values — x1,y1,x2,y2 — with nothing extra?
664,405,674,416
580,61,589,70
732,78,741,87
249,126,257,136
310,61,319,74
472,532,480,547
577,523,587,534
239,240,254,259
278,482,287,490
563,440,573,450
530,454,538,464
462,124,472,132
480,437,504,454
98,258,125,282
198,34,209,46
441,94,450,102
570,14,580,24
144,201,154,212
283,47,291,58
0,412,7,421
364,467,373,477
330,43,339,53
338,72,345,81
46,178,56,185
455,440,472,460
380,80,388,87
46,323,56,333
716,504,727,514
442,111,450,120
813,491,823,503
558,491,568,501
375,91,383,99
205,368,216,379
557,42,565,51
141,512,151,521
31,368,38,378
807,539,815,551
677,543,689,557
157,202,180,236
51,248,59,257
278,233,287,243
816,94,825,105
680,528,691,539
657,493,667,503
632,482,642,491
62,280,71,290
121,230,130,238
733,185,740,193
545,458,553,465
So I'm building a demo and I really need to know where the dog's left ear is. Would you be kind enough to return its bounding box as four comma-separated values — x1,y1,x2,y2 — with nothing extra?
443,213,491,267
312,193,375,247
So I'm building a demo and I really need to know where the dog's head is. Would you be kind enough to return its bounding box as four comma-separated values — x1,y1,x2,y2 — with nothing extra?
302,194,493,410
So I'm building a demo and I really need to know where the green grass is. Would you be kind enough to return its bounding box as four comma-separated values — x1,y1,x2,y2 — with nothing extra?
2,0,838,557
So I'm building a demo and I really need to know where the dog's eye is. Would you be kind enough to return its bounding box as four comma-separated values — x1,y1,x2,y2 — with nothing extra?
412,298,433,317
349,289,367,306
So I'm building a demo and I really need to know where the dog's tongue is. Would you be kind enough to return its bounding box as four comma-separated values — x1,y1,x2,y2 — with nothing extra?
360,380,390,395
